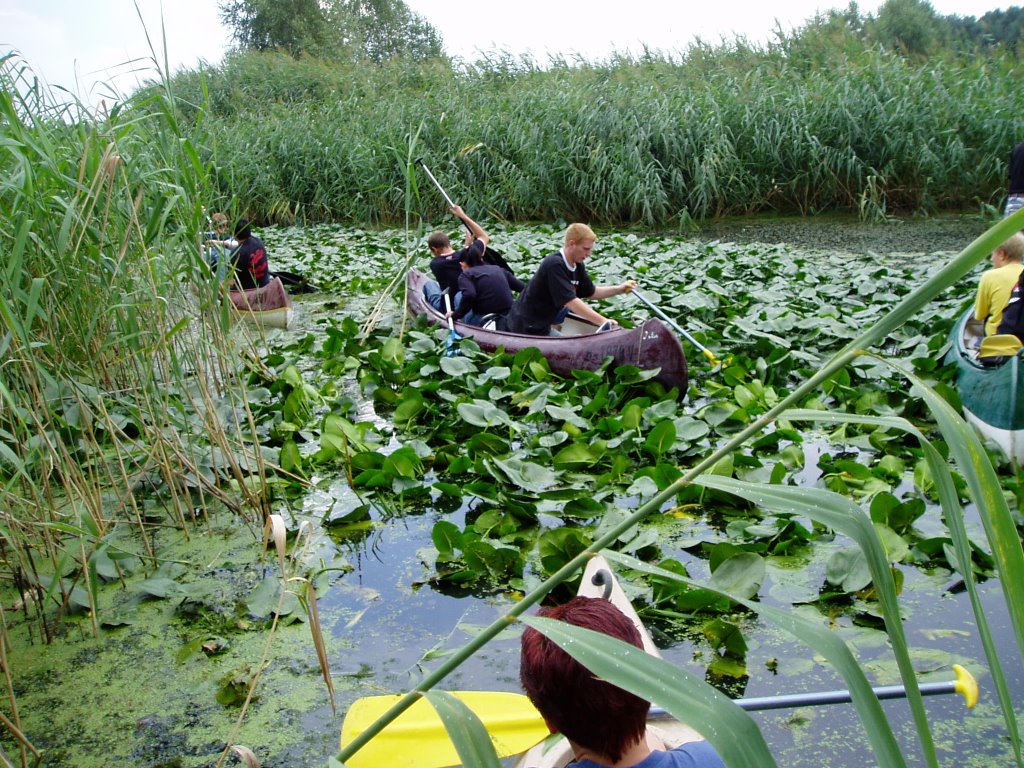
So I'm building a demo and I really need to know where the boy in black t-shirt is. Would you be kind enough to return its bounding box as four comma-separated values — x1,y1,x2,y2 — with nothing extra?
423,205,488,311
505,223,636,335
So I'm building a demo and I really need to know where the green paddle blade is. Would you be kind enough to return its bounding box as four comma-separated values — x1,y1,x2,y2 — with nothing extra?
339,691,549,768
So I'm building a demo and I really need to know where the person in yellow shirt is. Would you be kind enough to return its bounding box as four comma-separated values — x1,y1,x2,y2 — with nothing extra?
974,233,1024,336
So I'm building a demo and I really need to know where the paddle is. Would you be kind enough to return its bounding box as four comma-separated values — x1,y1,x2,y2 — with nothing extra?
631,288,721,369
340,666,978,768
442,289,461,356
271,270,318,294
414,157,516,275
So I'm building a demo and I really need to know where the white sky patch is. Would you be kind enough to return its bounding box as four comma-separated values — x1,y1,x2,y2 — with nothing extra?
1,0,1014,107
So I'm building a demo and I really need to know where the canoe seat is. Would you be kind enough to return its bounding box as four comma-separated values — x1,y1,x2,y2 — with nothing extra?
978,334,1023,366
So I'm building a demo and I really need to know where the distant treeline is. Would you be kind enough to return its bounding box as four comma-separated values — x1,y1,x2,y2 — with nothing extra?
158,3,1024,227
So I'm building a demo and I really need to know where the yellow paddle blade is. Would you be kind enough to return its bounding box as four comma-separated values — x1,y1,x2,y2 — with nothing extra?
340,691,549,768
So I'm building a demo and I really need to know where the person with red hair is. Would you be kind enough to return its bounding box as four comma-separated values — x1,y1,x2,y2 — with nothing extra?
520,596,725,767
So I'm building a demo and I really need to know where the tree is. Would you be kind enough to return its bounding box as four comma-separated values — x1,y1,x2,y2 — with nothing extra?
219,0,340,58
342,0,444,62
219,0,444,62
866,0,948,56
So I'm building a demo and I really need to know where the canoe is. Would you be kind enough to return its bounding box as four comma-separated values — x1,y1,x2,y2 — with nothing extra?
228,276,294,329
512,555,704,768
407,269,688,392
945,307,1024,463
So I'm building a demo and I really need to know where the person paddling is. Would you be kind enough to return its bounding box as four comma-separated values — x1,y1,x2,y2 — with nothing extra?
520,596,726,768
230,217,271,290
423,205,489,312
203,211,238,280
505,223,636,335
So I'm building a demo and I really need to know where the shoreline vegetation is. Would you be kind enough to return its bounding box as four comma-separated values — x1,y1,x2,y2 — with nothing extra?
157,31,1022,228
2,1,1024,766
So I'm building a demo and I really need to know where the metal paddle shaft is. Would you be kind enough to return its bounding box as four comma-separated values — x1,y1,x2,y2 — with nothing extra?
442,290,461,356
414,158,518,275
631,288,720,367
414,157,456,208
653,664,978,715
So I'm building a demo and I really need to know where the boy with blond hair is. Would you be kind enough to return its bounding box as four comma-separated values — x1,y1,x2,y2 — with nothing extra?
505,223,636,335
975,232,1024,336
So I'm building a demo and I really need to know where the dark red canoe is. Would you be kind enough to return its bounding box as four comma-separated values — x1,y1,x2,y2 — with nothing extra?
407,268,688,392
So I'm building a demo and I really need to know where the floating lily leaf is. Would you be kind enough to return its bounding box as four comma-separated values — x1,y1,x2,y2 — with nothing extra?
245,575,302,619
440,356,478,376
486,456,559,492
545,404,589,430
560,497,608,518
538,527,590,575
382,446,423,479
643,419,676,459
676,417,711,441
826,548,871,592
708,549,766,600
703,617,748,658
466,433,510,456
869,493,925,535
552,442,604,470
393,388,427,425
457,400,517,430
280,439,303,476
538,430,569,448
432,520,463,558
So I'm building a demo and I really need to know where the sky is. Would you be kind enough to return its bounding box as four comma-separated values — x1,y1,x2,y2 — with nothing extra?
0,0,1013,107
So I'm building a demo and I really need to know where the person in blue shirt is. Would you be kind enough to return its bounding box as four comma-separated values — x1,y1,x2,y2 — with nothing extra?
520,596,726,768
1005,142,1024,218
203,212,238,280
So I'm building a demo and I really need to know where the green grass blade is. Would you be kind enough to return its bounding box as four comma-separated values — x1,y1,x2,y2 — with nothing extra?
603,550,910,768
898,368,1024,662
783,405,1023,767
688,475,936,767
422,690,503,768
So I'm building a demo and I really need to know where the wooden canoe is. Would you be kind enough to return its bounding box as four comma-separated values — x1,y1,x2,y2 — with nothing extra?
407,269,688,392
945,307,1024,463
512,555,705,768
228,276,294,329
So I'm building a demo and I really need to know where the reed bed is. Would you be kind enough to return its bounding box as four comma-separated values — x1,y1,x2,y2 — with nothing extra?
163,42,1023,227
0,54,276,765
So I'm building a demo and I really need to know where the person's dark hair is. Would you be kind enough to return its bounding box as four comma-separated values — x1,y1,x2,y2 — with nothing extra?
234,217,252,240
460,243,486,267
520,596,648,763
427,231,451,251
